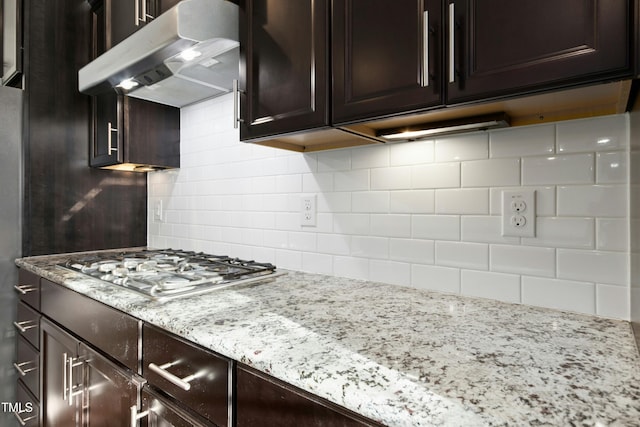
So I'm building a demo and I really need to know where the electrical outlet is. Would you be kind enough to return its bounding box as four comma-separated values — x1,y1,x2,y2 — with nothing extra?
501,190,535,237
300,194,317,226
153,200,164,222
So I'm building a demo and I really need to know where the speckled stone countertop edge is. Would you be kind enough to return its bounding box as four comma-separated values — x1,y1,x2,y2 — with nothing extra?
15,251,640,427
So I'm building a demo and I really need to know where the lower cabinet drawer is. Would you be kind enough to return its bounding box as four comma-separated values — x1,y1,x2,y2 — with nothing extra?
15,380,39,427
15,336,39,401
15,301,40,349
140,386,214,426
142,324,231,427
40,278,140,372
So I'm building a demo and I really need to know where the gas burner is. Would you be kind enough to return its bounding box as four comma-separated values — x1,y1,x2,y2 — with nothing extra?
59,249,283,300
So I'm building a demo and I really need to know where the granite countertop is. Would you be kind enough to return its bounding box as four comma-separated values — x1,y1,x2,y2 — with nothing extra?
16,251,640,426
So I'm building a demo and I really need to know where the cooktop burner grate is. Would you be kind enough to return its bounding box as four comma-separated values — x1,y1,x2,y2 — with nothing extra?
58,249,283,300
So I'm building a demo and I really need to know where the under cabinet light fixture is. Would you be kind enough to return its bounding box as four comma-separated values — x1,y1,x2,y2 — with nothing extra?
377,112,510,141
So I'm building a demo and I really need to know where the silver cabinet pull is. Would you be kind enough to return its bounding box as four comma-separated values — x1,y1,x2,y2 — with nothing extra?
136,0,154,25
13,410,37,426
448,2,455,83
13,321,37,333
130,406,149,427
63,353,83,406
149,361,199,391
13,361,37,377
233,79,245,129
14,284,37,295
421,10,429,87
108,122,119,155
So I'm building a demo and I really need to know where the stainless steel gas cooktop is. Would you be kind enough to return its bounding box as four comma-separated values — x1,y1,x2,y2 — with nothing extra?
58,249,283,300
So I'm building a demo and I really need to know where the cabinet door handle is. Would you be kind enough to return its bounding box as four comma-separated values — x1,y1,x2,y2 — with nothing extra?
63,354,83,406
448,2,456,83
421,10,429,87
130,406,149,427
14,284,37,295
233,79,245,129
13,410,37,426
149,361,200,391
108,122,119,155
13,321,37,333
13,361,37,377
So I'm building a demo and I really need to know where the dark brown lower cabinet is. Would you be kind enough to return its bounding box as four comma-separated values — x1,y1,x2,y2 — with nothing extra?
236,364,383,427
41,318,145,427
139,387,214,426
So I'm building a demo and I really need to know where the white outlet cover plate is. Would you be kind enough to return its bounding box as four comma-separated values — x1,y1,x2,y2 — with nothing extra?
501,190,535,237
300,194,317,227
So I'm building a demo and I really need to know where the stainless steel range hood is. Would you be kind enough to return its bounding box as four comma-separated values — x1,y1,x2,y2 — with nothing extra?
78,0,239,108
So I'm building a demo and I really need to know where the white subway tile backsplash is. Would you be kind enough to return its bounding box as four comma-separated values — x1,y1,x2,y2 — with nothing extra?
412,215,460,241
351,236,389,259
333,255,369,280
557,249,628,286
461,158,520,187
151,95,631,320
490,245,556,277
596,283,630,319
521,277,595,314
352,145,389,169
334,170,369,192
490,124,555,158
522,217,594,249
557,114,628,153
370,260,411,286
371,166,412,190
436,241,489,270
461,216,519,244
557,185,627,217
436,188,489,214
390,140,434,165
596,218,628,252
389,238,435,264
333,213,371,235
522,154,594,185
352,191,390,213
411,264,460,293
389,190,435,213
596,151,627,184
461,270,520,303
435,133,489,162
412,163,461,189
317,234,351,255
371,214,411,237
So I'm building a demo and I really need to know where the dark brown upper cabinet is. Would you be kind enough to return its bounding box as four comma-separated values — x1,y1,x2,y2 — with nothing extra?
102,0,181,47
238,0,330,141
332,0,443,125
91,92,180,170
334,0,633,124
240,0,636,151
89,0,180,171
446,0,633,104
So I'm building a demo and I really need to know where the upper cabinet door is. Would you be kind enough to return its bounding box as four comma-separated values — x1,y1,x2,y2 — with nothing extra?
332,0,443,125
239,0,330,141
107,0,156,47
447,0,633,104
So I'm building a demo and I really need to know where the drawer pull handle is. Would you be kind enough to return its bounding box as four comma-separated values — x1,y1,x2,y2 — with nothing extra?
149,361,200,391
13,410,37,426
14,285,37,295
130,406,149,427
13,321,37,333
13,361,37,376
